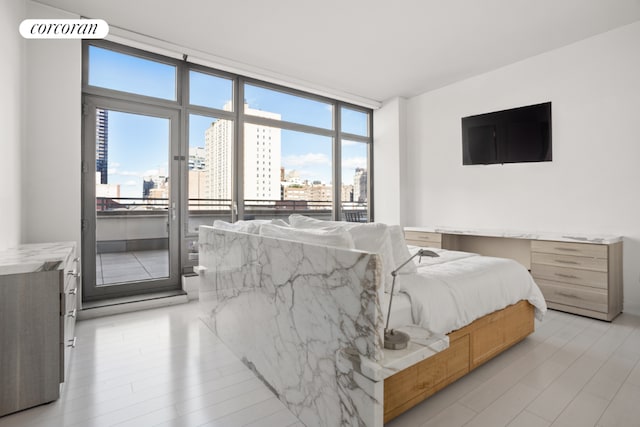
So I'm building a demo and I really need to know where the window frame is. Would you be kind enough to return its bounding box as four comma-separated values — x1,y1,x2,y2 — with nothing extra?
82,39,374,278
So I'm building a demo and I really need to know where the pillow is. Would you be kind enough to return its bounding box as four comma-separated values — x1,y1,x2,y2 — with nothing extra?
344,223,397,294
288,214,345,229
288,216,401,292
259,223,355,249
213,220,267,234
270,218,291,227
387,225,417,275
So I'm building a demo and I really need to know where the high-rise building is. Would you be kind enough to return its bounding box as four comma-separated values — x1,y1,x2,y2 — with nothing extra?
243,107,281,201
353,168,367,203
95,172,120,199
341,184,354,202
189,146,207,205
96,108,108,184
204,119,233,201
143,175,169,204
189,146,206,171
204,105,281,201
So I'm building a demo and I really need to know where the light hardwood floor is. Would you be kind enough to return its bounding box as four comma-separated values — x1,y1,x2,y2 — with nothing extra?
1,302,639,427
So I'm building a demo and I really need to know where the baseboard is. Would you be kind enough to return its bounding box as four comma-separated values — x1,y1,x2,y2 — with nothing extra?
78,291,188,320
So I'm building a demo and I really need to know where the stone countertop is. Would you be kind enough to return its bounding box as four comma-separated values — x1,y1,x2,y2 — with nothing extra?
405,226,622,244
0,242,76,276
338,325,449,382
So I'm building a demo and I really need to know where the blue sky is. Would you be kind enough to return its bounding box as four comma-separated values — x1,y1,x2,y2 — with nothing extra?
90,46,368,198
105,112,169,198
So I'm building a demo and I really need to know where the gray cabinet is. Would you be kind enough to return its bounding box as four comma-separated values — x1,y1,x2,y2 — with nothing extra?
531,240,622,321
0,242,77,416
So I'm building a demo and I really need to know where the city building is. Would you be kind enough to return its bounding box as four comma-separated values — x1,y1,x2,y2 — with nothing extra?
341,184,354,203
95,108,108,185
143,174,169,202
95,172,120,198
204,105,281,202
203,119,233,201
353,168,367,203
188,146,206,171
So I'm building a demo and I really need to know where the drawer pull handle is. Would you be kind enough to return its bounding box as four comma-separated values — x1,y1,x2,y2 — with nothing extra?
67,337,77,348
67,270,80,278
555,273,579,279
68,288,77,295
73,257,80,263
555,259,579,265
557,291,577,299
555,247,579,252
67,309,76,318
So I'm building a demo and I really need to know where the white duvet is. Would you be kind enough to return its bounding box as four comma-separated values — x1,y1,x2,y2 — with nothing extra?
397,247,547,334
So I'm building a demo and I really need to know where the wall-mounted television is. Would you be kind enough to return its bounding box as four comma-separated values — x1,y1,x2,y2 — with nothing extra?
462,102,552,165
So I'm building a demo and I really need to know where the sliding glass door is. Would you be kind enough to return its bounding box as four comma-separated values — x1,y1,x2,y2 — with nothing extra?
82,97,181,301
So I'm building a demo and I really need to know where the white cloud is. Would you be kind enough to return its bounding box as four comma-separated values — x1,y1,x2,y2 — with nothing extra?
342,156,367,169
124,180,138,186
110,169,143,177
282,153,330,168
143,169,161,177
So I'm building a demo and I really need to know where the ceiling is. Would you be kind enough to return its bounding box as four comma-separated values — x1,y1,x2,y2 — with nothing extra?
35,0,640,105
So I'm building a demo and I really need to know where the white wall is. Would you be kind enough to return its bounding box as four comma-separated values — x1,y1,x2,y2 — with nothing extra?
23,2,81,250
373,97,405,225
403,22,640,315
0,0,26,249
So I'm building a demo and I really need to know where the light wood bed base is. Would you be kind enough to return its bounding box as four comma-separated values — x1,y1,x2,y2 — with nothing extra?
384,300,535,422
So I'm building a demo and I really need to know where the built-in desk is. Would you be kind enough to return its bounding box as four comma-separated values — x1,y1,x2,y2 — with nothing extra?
405,227,623,321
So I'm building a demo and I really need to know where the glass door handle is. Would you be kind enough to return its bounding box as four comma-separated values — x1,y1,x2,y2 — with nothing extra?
171,202,177,221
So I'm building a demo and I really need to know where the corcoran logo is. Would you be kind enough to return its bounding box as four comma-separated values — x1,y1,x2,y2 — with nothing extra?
19,19,109,39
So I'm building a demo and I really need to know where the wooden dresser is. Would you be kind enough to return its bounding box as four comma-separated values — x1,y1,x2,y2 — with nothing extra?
0,242,78,416
404,228,623,321
405,230,442,248
530,240,622,321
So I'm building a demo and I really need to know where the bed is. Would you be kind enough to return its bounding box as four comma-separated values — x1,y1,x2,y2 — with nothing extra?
198,217,546,427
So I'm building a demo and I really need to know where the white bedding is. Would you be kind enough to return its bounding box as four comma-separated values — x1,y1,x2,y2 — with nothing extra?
397,246,547,334
382,292,413,329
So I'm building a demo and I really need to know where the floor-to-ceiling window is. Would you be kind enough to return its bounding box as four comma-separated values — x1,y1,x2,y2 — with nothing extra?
82,40,373,301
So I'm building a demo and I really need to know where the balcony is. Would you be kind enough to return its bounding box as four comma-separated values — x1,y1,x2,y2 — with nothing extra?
95,197,367,285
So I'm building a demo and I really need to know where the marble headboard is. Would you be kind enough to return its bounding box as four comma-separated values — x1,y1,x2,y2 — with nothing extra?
198,225,385,427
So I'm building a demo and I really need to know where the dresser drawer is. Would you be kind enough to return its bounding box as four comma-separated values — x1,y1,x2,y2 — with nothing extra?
63,260,79,294
537,279,608,313
405,231,442,248
531,240,607,258
64,291,77,338
531,264,607,289
60,286,77,383
531,252,607,272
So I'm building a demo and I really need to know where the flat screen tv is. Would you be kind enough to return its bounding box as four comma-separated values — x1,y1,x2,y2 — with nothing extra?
462,102,552,165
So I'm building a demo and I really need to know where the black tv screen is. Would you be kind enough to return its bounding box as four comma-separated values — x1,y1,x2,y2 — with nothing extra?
462,102,551,165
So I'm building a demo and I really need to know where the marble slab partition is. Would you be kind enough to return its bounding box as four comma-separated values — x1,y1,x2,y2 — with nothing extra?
199,226,385,427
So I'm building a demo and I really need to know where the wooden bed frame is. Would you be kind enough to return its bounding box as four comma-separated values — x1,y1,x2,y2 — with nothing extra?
384,300,535,422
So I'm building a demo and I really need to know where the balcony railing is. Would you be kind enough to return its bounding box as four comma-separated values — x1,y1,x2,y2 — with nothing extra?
96,197,368,245
97,196,169,212
94,197,367,283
